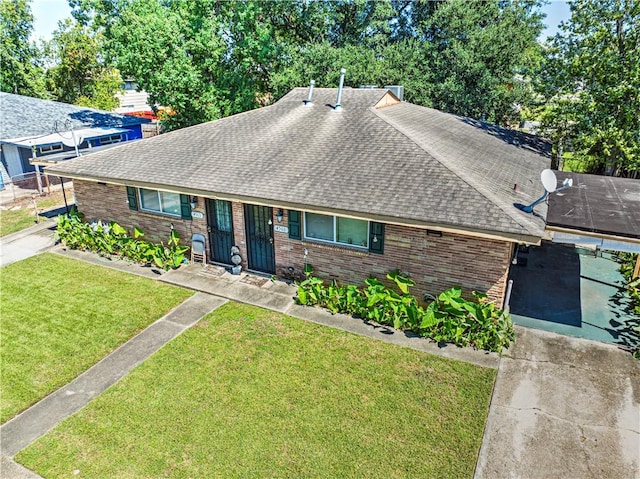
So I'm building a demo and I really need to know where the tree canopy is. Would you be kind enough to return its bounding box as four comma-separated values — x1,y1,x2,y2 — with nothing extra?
67,0,545,130
45,19,121,110
0,0,48,97
536,0,639,176
6,0,636,178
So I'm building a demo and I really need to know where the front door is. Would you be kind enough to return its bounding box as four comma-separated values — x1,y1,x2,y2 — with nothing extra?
244,204,275,274
206,199,235,264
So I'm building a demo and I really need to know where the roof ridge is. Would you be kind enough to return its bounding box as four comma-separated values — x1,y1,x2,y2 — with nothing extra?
370,105,544,237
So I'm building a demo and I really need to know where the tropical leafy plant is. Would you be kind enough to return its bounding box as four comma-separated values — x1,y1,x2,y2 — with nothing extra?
56,209,188,270
614,252,640,358
296,269,514,353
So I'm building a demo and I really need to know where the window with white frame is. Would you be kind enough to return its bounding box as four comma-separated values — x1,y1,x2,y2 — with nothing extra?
98,134,123,145
138,188,181,216
39,144,63,154
304,212,369,248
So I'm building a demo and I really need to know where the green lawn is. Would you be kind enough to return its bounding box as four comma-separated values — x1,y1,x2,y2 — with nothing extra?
17,302,496,478
0,208,40,237
0,195,64,237
0,253,193,423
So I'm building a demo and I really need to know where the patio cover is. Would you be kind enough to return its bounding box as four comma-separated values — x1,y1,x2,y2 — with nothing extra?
547,172,640,253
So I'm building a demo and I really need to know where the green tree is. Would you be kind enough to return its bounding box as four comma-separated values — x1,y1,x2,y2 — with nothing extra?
102,0,229,130
46,18,121,110
0,0,48,97
537,0,640,176
72,0,545,130
416,0,544,125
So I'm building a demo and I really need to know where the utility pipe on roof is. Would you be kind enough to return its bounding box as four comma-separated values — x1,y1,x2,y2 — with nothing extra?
304,79,315,105
335,68,346,110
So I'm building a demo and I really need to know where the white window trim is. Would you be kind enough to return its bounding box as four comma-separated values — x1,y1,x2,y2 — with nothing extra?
138,188,181,217
303,212,369,249
98,134,123,145
39,144,63,154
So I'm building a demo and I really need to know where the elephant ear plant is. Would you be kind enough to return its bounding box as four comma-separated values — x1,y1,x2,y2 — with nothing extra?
296,268,514,353
57,209,189,270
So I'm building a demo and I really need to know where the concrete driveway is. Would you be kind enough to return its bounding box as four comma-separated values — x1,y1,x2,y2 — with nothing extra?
476,326,640,478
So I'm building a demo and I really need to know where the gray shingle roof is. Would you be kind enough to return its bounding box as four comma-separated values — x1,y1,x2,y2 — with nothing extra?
46,87,551,241
0,92,149,141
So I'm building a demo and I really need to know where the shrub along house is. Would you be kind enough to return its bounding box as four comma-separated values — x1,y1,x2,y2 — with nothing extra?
46,86,551,305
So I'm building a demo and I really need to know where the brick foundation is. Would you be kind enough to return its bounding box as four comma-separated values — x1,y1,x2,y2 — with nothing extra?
74,180,514,304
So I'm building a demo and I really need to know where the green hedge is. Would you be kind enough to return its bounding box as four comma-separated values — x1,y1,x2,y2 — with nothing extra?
296,268,514,353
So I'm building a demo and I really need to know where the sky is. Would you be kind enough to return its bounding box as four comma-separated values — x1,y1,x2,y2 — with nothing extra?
31,0,572,42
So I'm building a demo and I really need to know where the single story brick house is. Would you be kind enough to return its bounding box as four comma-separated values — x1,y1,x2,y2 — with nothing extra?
46,87,551,305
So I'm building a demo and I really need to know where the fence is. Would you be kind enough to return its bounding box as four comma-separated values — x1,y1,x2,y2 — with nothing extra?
0,172,66,202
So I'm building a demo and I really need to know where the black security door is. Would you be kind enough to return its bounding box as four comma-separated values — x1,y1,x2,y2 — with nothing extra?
206,199,235,264
244,204,275,274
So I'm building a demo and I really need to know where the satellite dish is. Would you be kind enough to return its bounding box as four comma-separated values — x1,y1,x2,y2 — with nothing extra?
514,170,574,214
541,169,558,193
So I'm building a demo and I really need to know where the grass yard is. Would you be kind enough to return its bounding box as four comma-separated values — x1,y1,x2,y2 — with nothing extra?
0,253,193,423
0,190,70,237
17,302,496,478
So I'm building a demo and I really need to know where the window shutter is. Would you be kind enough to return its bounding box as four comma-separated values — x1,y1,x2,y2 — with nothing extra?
288,210,301,240
180,194,192,220
126,186,138,211
369,222,384,254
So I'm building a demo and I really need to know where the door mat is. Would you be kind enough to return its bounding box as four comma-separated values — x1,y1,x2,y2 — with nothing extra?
199,265,227,277
239,275,269,287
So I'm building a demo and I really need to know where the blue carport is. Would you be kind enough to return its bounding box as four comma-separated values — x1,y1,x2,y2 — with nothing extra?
508,172,640,349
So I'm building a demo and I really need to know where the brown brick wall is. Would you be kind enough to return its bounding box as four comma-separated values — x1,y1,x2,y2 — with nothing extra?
231,201,248,270
73,180,208,250
74,180,514,304
273,210,514,305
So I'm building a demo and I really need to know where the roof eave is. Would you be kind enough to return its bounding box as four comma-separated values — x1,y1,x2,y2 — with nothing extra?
45,171,544,245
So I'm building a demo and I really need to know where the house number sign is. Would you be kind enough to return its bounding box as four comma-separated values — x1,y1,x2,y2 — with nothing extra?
191,211,204,219
274,225,288,233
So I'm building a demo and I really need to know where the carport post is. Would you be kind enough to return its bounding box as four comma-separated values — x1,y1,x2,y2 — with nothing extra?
60,177,69,214
633,255,640,280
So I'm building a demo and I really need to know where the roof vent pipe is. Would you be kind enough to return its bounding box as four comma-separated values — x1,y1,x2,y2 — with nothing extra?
334,68,346,110
303,79,315,105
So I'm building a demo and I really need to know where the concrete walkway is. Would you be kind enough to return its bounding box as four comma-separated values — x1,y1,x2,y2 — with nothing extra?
0,219,57,267
0,292,226,458
475,326,640,478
